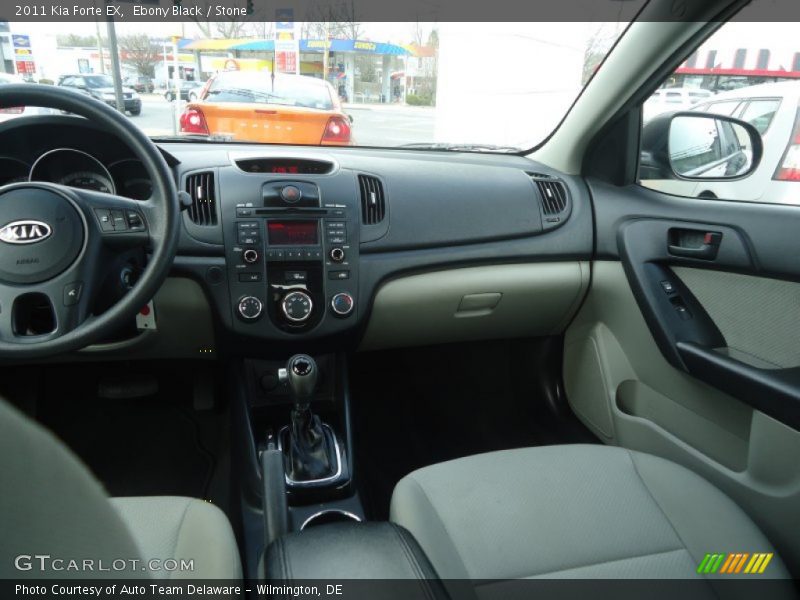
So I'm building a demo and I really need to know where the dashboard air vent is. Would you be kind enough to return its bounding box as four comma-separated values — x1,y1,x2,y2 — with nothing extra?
358,174,385,225
530,174,568,215
185,172,218,226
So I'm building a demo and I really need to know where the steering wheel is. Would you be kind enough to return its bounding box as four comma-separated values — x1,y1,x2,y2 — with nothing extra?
0,85,179,359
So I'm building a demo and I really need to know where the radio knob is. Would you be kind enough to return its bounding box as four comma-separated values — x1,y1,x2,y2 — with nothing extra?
238,296,263,321
282,290,313,323
331,292,354,317
330,247,345,263
243,248,259,264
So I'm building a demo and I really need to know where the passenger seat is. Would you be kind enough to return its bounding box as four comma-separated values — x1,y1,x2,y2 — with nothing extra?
390,445,793,587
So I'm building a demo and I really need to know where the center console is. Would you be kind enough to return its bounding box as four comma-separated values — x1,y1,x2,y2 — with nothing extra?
221,173,359,339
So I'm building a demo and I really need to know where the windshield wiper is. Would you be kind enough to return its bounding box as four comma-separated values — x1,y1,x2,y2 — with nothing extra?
150,133,231,143
399,142,520,153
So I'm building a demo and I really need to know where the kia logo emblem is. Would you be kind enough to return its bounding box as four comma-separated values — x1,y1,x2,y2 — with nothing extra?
0,220,53,244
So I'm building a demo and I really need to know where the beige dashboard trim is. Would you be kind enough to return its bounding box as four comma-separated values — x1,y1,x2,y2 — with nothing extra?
359,261,589,351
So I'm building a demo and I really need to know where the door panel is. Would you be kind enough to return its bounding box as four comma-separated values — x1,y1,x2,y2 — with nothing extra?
567,180,800,574
673,267,800,369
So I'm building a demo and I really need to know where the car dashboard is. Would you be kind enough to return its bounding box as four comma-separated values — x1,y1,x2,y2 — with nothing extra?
0,116,594,358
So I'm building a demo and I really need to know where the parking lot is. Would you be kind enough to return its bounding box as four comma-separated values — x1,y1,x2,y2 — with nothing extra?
131,93,436,147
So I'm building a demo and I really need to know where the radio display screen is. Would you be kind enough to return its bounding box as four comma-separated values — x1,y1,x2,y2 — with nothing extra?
267,220,319,246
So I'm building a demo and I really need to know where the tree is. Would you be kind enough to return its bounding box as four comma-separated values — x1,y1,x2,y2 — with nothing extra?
189,1,255,39
58,34,103,48
582,23,623,85
301,0,362,40
355,54,376,82
118,34,161,77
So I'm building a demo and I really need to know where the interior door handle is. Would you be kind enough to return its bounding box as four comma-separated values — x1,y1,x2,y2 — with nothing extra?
667,244,717,259
668,229,722,260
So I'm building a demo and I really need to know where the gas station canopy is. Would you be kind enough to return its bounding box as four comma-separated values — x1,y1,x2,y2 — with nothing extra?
179,38,415,56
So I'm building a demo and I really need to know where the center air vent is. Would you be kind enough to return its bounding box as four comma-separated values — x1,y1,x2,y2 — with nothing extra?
186,172,217,226
358,174,385,225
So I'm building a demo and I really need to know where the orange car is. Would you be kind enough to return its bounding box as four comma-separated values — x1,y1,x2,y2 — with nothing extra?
179,71,352,146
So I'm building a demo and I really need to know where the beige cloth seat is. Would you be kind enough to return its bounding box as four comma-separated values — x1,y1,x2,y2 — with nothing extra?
391,444,793,595
0,398,241,580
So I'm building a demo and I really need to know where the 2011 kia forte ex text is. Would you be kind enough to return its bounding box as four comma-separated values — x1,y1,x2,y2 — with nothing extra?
0,1,799,599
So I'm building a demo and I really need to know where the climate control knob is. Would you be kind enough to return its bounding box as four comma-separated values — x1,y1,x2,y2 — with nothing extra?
238,296,263,321
243,248,259,264
330,247,345,263
331,292,355,317
282,290,313,323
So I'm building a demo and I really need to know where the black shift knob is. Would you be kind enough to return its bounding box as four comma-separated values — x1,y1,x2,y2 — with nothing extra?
286,354,318,409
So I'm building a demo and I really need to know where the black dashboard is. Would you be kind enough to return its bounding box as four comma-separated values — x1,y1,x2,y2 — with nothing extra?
0,116,594,351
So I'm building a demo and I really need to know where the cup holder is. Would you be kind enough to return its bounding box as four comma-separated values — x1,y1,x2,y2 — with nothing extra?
300,509,362,531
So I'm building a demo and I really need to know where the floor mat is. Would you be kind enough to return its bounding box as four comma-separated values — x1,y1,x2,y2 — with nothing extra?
31,362,225,502
350,337,598,520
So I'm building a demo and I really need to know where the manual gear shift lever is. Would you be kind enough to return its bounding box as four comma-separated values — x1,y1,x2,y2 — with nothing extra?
286,355,317,412
281,354,338,483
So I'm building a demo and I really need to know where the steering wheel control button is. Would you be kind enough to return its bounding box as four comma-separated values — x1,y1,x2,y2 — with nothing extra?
330,247,345,262
94,208,115,232
63,282,83,306
237,296,263,321
126,211,145,230
110,210,128,231
242,248,259,264
281,185,302,203
282,290,313,322
331,292,355,317
328,270,350,280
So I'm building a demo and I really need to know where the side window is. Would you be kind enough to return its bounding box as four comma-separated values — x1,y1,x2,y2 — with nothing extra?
739,99,781,135
638,18,799,204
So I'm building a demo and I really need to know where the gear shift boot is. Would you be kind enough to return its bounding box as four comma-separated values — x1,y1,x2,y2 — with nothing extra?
280,354,343,485
287,410,338,481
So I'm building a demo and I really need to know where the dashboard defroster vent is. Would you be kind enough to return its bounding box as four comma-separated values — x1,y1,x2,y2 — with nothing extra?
186,171,218,226
358,174,385,225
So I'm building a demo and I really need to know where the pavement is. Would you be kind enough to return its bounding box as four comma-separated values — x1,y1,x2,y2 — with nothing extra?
129,93,436,147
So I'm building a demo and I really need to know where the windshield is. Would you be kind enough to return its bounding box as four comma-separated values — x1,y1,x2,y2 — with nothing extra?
1,21,631,150
206,72,335,110
83,74,114,88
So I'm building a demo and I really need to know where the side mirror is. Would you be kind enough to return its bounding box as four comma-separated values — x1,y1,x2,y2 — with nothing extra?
641,111,763,181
